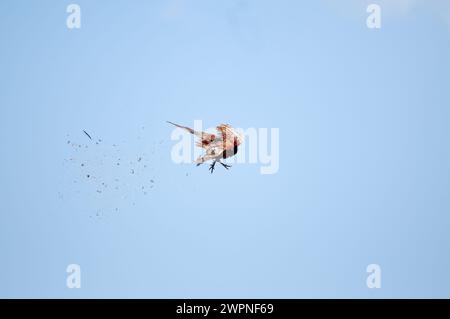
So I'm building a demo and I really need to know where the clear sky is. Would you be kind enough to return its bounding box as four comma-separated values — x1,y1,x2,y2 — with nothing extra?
1,0,450,298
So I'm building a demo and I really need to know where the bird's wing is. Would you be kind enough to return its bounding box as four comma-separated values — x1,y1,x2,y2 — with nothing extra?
194,142,225,164
167,121,216,148
205,141,226,155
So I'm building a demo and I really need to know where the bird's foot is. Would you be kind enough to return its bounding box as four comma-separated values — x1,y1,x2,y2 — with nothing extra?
209,162,216,174
220,162,232,170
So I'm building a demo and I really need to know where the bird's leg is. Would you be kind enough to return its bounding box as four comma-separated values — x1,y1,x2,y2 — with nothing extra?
219,161,232,170
209,161,217,174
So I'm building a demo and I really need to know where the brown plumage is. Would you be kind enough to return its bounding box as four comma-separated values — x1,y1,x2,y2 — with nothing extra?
167,121,244,173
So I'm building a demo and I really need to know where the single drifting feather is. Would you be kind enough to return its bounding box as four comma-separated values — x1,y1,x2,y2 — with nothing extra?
83,130,92,140
167,121,244,173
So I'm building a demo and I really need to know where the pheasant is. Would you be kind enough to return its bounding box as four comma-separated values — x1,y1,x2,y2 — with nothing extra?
167,121,244,173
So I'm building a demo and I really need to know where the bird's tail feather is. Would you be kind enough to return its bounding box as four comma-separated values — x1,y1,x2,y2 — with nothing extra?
166,121,195,135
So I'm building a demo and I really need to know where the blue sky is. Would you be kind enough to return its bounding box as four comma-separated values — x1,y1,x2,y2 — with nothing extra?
1,0,450,298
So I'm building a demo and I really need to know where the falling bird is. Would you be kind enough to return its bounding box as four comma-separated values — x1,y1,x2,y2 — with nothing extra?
167,121,244,173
